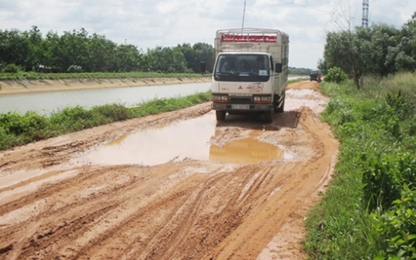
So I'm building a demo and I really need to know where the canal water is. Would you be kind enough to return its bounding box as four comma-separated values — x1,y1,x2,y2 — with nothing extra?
0,83,211,115
0,77,303,115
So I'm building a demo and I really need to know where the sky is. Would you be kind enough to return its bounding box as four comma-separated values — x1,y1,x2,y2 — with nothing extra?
0,0,415,69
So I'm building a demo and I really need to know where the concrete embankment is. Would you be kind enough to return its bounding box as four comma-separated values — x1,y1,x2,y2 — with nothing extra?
0,77,211,95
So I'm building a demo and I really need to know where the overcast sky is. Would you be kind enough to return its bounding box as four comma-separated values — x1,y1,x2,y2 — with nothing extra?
1,0,415,69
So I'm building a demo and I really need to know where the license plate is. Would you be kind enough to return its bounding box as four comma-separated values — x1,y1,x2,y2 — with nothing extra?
231,104,250,110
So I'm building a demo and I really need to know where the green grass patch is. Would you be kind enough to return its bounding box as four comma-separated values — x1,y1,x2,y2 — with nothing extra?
304,72,416,259
0,91,211,151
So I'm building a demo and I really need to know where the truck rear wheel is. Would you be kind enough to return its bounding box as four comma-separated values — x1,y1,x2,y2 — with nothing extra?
216,111,226,121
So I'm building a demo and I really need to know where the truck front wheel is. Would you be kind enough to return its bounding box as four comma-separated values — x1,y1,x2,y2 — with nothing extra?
216,111,226,121
264,110,274,123
276,91,285,113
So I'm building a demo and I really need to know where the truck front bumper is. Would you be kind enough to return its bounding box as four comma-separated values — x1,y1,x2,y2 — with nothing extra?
211,103,273,111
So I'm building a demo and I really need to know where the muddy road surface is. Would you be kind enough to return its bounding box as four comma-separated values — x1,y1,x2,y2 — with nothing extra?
0,81,338,260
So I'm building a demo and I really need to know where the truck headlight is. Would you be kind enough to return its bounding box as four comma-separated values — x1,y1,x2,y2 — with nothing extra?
212,94,228,102
253,95,272,103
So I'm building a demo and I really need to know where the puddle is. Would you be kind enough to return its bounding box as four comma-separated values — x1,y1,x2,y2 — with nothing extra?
85,113,216,166
285,89,328,113
209,138,283,164
83,112,284,166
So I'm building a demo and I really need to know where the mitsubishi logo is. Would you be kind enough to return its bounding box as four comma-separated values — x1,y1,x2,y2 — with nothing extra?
238,86,243,90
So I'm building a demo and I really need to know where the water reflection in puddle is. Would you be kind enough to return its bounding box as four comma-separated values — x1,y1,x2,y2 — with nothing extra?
85,112,284,166
86,113,216,166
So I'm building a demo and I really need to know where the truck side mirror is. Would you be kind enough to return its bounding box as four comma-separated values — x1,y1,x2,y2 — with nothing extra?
200,61,206,75
275,63,282,73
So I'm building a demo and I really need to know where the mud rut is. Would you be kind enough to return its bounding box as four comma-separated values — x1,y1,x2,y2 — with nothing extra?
0,81,338,260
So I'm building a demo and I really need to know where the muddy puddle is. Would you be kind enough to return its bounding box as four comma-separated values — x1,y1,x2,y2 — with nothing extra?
209,137,283,163
75,89,324,166
83,112,284,166
285,88,328,113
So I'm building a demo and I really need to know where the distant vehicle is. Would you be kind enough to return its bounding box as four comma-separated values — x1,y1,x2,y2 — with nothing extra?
310,71,322,82
201,28,289,123
310,71,318,81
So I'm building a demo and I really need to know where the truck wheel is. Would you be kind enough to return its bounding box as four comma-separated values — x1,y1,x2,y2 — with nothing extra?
273,95,278,113
264,110,273,123
276,91,285,113
216,111,226,121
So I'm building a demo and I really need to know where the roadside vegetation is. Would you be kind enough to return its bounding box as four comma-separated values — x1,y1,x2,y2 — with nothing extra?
0,91,211,151
318,13,416,89
305,11,416,259
305,72,416,259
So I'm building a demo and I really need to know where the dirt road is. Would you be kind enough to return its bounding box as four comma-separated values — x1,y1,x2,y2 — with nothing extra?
0,81,338,260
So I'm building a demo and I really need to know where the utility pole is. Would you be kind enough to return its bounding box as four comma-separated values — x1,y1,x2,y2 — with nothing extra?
362,0,369,28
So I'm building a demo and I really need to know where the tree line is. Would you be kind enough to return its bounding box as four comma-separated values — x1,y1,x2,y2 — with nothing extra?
319,12,416,88
0,26,215,74
288,67,315,75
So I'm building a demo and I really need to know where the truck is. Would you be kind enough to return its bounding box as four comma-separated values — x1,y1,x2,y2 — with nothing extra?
309,71,321,82
203,28,289,123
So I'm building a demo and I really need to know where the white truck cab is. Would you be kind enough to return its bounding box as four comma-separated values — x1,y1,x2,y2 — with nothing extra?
208,28,289,122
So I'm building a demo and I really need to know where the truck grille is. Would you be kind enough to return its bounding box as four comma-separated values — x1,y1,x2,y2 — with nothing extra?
229,97,252,104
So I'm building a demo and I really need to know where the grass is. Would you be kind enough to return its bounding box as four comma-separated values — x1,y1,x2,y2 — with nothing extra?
0,91,211,151
304,72,416,259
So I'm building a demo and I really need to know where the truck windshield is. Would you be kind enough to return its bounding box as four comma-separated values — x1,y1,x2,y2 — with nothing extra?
214,54,270,82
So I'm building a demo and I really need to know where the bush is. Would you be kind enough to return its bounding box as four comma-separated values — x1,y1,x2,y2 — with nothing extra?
67,65,83,73
0,112,26,135
50,106,97,131
372,185,416,259
324,67,348,83
2,63,20,73
92,104,130,121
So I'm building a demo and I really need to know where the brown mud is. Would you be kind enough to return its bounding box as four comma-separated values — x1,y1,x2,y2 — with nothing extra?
0,81,338,259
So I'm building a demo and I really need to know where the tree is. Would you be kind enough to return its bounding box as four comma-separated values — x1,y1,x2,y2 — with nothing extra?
114,44,141,72
43,31,62,72
23,26,44,70
397,12,416,72
87,33,117,72
0,29,30,69
0,26,214,74
321,11,416,82
356,24,400,76
192,43,214,73
176,43,195,71
145,46,187,73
